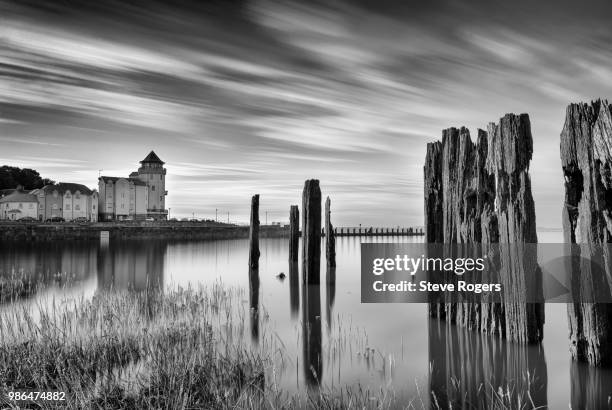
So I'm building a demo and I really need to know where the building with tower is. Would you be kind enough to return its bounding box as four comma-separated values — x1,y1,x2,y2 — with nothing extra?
98,151,168,221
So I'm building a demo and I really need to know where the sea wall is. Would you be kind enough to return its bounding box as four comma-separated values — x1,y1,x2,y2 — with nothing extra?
0,222,289,242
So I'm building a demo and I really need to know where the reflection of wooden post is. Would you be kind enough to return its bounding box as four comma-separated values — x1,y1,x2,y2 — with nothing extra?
248,195,260,269
325,197,336,268
289,205,299,262
302,180,321,284
249,267,260,343
302,283,322,386
289,260,299,318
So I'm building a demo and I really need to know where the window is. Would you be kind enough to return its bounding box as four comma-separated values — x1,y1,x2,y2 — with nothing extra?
53,191,58,198
52,204,58,210
152,185,155,191
75,205,80,210
19,203,23,209
75,193,80,199
65,204,70,210
29,203,34,209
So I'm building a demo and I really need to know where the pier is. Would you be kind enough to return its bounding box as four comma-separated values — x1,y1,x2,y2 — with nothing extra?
332,226,423,237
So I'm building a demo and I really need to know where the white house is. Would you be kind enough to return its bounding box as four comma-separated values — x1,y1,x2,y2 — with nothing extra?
0,191,39,220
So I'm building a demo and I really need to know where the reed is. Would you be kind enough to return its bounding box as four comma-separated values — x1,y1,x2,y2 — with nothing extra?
0,282,540,409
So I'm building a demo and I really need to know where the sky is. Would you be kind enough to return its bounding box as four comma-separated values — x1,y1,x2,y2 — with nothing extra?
1,0,612,227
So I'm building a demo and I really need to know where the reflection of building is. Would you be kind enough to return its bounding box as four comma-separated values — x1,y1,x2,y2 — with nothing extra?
0,241,97,300
98,151,168,221
32,183,98,222
97,241,165,291
0,191,38,220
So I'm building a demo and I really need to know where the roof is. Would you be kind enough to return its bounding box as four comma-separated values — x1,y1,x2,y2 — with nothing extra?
41,183,93,195
0,191,38,203
140,150,164,164
0,188,18,197
99,176,147,186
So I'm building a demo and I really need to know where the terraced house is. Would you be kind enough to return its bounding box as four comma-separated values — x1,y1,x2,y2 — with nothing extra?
32,183,98,222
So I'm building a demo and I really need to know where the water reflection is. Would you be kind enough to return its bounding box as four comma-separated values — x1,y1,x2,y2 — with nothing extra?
249,266,260,343
0,242,97,302
571,360,612,410
302,283,322,387
428,319,548,409
97,241,165,291
289,260,299,318
326,266,336,332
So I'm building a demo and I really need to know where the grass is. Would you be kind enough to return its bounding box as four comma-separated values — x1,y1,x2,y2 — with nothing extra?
0,282,546,409
0,284,405,409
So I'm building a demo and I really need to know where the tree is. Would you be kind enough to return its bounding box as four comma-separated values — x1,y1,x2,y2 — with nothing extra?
0,166,55,190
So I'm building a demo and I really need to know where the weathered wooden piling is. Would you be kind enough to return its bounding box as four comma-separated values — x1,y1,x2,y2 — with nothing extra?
561,99,612,366
424,114,544,344
289,205,299,262
302,180,321,284
325,196,336,268
248,194,260,269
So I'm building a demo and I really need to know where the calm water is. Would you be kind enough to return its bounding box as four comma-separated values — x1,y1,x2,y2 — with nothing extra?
1,233,611,408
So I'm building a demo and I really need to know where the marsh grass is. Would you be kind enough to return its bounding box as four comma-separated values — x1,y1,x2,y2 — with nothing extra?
0,282,543,409
0,284,402,409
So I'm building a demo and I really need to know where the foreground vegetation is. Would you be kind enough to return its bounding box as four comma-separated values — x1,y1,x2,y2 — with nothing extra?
0,282,548,409
0,284,404,409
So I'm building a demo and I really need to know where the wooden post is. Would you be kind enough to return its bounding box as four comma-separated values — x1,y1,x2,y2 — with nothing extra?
561,100,612,366
248,194,260,269
302,180,321,284
289,205,299,262
325,196,336,268
424,116,543,344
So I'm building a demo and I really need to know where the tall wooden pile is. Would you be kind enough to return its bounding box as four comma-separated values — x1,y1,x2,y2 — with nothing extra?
424,114,544,343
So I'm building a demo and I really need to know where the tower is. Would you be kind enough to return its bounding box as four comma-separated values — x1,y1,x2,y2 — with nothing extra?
135,150,167,220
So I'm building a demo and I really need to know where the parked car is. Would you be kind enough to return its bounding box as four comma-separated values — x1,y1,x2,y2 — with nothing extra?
46,217,65,223
73,217,89,223
18,216,37,222
145,217,155,221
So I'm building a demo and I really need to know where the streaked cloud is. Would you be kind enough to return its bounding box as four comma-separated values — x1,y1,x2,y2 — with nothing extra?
1,0,612,227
